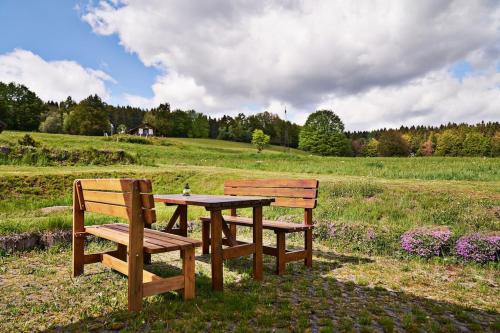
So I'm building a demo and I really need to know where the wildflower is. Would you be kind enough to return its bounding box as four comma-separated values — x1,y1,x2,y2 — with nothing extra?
400,227,451,257
455,233,500,263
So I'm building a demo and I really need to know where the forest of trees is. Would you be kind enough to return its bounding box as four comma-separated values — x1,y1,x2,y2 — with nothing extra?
1,81,499,157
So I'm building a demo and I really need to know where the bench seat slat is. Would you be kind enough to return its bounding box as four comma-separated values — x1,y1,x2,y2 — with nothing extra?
200,215,313,232
85,223,201,254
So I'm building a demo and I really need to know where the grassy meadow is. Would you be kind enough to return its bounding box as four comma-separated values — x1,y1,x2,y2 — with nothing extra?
0,131,499,332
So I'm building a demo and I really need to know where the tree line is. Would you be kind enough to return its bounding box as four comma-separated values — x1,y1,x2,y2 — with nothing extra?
1,81,499,156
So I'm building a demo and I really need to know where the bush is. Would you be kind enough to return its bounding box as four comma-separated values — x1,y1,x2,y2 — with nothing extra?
251,129,270,153
18,134,37,147
107,134,152,145
0,145,136,166
455,233,499,263
377,130,409,157
400,227,451,257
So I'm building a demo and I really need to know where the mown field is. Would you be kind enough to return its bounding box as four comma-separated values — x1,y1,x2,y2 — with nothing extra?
0,131,499,332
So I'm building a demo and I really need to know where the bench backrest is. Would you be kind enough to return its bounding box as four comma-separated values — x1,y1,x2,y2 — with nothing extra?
224,179,319,209
74,178,156,224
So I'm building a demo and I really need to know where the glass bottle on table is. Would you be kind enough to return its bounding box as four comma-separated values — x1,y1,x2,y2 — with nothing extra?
183,183,191,196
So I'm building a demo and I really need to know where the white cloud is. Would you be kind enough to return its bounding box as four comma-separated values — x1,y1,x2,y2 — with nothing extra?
319,69,500,131
84,0,500,128
0,49,114,102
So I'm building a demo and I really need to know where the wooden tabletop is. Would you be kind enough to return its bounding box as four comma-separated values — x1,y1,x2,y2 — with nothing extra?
154,194,274,209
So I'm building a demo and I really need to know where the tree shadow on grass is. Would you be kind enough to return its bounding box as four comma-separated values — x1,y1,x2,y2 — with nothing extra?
37,251,499,333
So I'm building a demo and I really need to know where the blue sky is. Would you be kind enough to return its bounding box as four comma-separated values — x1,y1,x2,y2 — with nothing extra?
0,0,156,105
0,1,498,129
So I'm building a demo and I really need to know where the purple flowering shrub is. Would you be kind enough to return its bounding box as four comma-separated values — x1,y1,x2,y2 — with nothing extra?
400,227,451,257
455,233,500,263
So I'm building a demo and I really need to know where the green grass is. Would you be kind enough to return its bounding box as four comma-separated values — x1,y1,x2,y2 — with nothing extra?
0,131,498,258
0,232,498,332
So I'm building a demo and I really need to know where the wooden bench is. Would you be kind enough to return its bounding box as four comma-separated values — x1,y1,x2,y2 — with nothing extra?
201,179,319,274
72,178,201,312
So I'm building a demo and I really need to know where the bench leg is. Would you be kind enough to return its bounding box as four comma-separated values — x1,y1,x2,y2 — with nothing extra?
72,236,85,277
182,247,196,300
202,220,210,254
276,231,286,275
304,229,313,268
229,224,237,239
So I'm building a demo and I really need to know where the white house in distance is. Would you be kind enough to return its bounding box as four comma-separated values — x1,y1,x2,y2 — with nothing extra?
127,123,156,137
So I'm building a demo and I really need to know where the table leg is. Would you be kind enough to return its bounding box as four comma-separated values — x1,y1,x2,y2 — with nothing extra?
210,209,224,291
253,206,263,281
179,204,188,237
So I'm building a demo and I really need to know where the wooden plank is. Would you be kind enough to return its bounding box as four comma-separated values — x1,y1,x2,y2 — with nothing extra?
105,224,181,252
85,201,156,224
128,181,144,312
79,179,134,192
222,244,255,260
154,194,274,208
272,197,316,209
85,225,130,246
225,179,318,189
284,250,307,262
83,190,130,206
253,206,263,281
182,247,195,300
82,190,155,209
72,181,85,277
200,215,313,232
179,205,188,237
102,253,129,275
164,206,181,231
202,220,210,254
276,232,286,275
221,217,237,246
102,253,162,283
224,186,317,198
304,208,313,267
85,201,131,220
210,210,224,291
143,276,185,297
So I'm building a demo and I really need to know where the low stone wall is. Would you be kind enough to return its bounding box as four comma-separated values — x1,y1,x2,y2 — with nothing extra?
0,230,75,253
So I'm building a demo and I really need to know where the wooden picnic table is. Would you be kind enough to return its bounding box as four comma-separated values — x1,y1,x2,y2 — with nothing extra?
154,194,275,291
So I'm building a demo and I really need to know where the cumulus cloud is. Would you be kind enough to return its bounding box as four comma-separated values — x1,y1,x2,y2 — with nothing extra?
0,49,114,102
84,0,500,128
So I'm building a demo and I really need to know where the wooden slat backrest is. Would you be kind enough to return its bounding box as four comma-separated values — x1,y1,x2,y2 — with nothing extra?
224,179,319,209
75,178,156,224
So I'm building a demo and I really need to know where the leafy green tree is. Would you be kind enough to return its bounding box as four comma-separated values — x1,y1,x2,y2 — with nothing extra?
117,124,128,134
0,82,46,131
377,130,410,156
299,110,350,156
39,111,63,133
63,95,110,135
189,112,209,138
491,132,500,157
252,129,270,153
144,103,172,136
363,138,379,157
435,130,463,156
461,132,491,156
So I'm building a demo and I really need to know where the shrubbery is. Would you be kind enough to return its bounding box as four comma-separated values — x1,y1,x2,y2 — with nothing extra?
455,233,499,263
400,227,451,257
106,134,152,145
0,144,135,166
